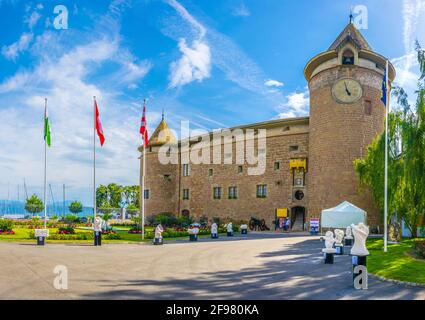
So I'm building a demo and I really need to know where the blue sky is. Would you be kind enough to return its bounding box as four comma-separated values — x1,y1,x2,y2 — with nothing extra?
0,0,424,205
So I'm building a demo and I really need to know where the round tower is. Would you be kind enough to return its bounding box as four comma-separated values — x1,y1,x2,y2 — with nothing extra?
304,21,395,228
139,115,179,217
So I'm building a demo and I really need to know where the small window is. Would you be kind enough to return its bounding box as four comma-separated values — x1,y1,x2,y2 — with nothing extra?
144,189,150,200
228,186,238,199
213,187,222,199
238,166,243,174
183,164,190,177
283,126,290,132
274,162,280,170
289,145,299,152
183,189,190,200
256,185,267,198
364,100,372,115
208,168,213,177
342,49,355,65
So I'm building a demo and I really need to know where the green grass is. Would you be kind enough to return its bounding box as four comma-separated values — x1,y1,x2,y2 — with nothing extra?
367,238,425,284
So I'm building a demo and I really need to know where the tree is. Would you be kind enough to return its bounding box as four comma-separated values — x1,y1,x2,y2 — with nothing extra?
69,201,83,215
96,185,109,208
107,183,123,208
25,194,44,217
355,42,425,238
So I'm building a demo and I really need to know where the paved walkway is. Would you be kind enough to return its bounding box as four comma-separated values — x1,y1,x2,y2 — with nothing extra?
0,234,424,300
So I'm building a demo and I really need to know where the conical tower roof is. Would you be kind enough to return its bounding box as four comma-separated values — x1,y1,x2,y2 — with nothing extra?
148,116,177,147
328,22,372,51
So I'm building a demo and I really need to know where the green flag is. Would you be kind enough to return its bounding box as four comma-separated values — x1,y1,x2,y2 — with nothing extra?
44,104,51,147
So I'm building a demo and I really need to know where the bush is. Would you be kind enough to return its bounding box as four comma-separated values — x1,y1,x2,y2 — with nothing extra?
413,241,425,259
58,226,75,234
176,216,193,228
0,219,13,232
154,213,178,227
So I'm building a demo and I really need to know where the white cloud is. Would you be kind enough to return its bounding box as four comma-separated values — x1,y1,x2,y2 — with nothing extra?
1,32,33,61
167,0,211,88
232,3,250,17
391,0,425,108
25,10,41,29
264,79,284,88
277,90,309,119
169,39,211,88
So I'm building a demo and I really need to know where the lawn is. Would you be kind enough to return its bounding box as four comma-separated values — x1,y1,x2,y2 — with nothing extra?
367,238,425,284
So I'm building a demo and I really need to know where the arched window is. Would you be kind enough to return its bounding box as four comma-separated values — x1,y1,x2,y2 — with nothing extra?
342,49,355,65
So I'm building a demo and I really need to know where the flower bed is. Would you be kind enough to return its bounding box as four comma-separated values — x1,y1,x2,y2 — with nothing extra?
0,230,15,235
58,227,75,235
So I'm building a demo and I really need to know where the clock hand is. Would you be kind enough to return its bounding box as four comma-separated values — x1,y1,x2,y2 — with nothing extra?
344,82,352,96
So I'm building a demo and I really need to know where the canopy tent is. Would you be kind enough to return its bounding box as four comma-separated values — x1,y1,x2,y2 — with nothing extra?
321,201,367,229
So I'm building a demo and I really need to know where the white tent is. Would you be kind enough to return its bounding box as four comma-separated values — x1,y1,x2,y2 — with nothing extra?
321,201,367,229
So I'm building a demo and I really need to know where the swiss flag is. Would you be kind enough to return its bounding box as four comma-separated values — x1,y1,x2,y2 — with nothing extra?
140,100,148,147
95,99,105,146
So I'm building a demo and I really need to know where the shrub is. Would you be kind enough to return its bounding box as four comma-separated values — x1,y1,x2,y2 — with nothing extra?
58,226,75,234
0,219,13,232
413,241,425,259
155,213,177,227
176,216,193,228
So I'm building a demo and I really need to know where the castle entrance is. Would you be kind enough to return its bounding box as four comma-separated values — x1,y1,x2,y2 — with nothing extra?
291,206,306,231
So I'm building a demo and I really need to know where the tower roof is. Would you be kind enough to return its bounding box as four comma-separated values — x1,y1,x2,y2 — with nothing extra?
328,22,372,51
148,117,177,147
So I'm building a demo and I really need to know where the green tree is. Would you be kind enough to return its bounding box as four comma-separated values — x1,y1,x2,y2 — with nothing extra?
96,185,109,208
69,201,83,215
25,194,44,217
107,183,123,208
355,42,425,238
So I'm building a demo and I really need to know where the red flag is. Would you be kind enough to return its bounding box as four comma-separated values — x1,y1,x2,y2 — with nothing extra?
95,99,105,146
139,100,148,147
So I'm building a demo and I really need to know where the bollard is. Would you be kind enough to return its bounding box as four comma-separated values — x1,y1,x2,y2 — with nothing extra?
345,237,353,246
37,236,45,246
322,248,337,264
153,237,163,245
335,244,344,255
94,231,102,246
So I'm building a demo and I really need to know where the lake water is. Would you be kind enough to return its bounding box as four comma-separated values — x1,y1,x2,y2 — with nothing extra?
0,200,94,218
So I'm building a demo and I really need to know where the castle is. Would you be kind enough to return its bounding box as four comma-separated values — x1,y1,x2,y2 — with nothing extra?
139,20,395,231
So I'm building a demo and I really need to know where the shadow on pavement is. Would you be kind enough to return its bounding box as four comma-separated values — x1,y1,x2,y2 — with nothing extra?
80,238,425,300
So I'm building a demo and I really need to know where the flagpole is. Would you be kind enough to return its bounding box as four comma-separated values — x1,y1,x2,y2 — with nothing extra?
43,98,48,229
93,96,97,221
141,99,147,241
384,60,389,253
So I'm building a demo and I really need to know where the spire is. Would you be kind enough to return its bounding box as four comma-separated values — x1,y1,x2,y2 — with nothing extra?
328,20,372,51
147,113,177,147
349,8,353,24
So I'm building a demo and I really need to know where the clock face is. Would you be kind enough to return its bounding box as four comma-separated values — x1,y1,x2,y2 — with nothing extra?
332,78,363,104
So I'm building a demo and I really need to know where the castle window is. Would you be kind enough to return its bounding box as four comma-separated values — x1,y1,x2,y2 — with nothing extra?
256,185,267,198
274,162,280,170
283,126,290,132
342,49,355,65
183,164,190,177
144,189,150,200
364,100,372,115
228,186,238,199
213,187,222,199
183,189,190,200
289,145,299,152
209,168,214,177
238,166,243,174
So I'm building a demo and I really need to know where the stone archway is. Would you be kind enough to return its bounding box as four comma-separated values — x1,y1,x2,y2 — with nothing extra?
291,206,306,231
